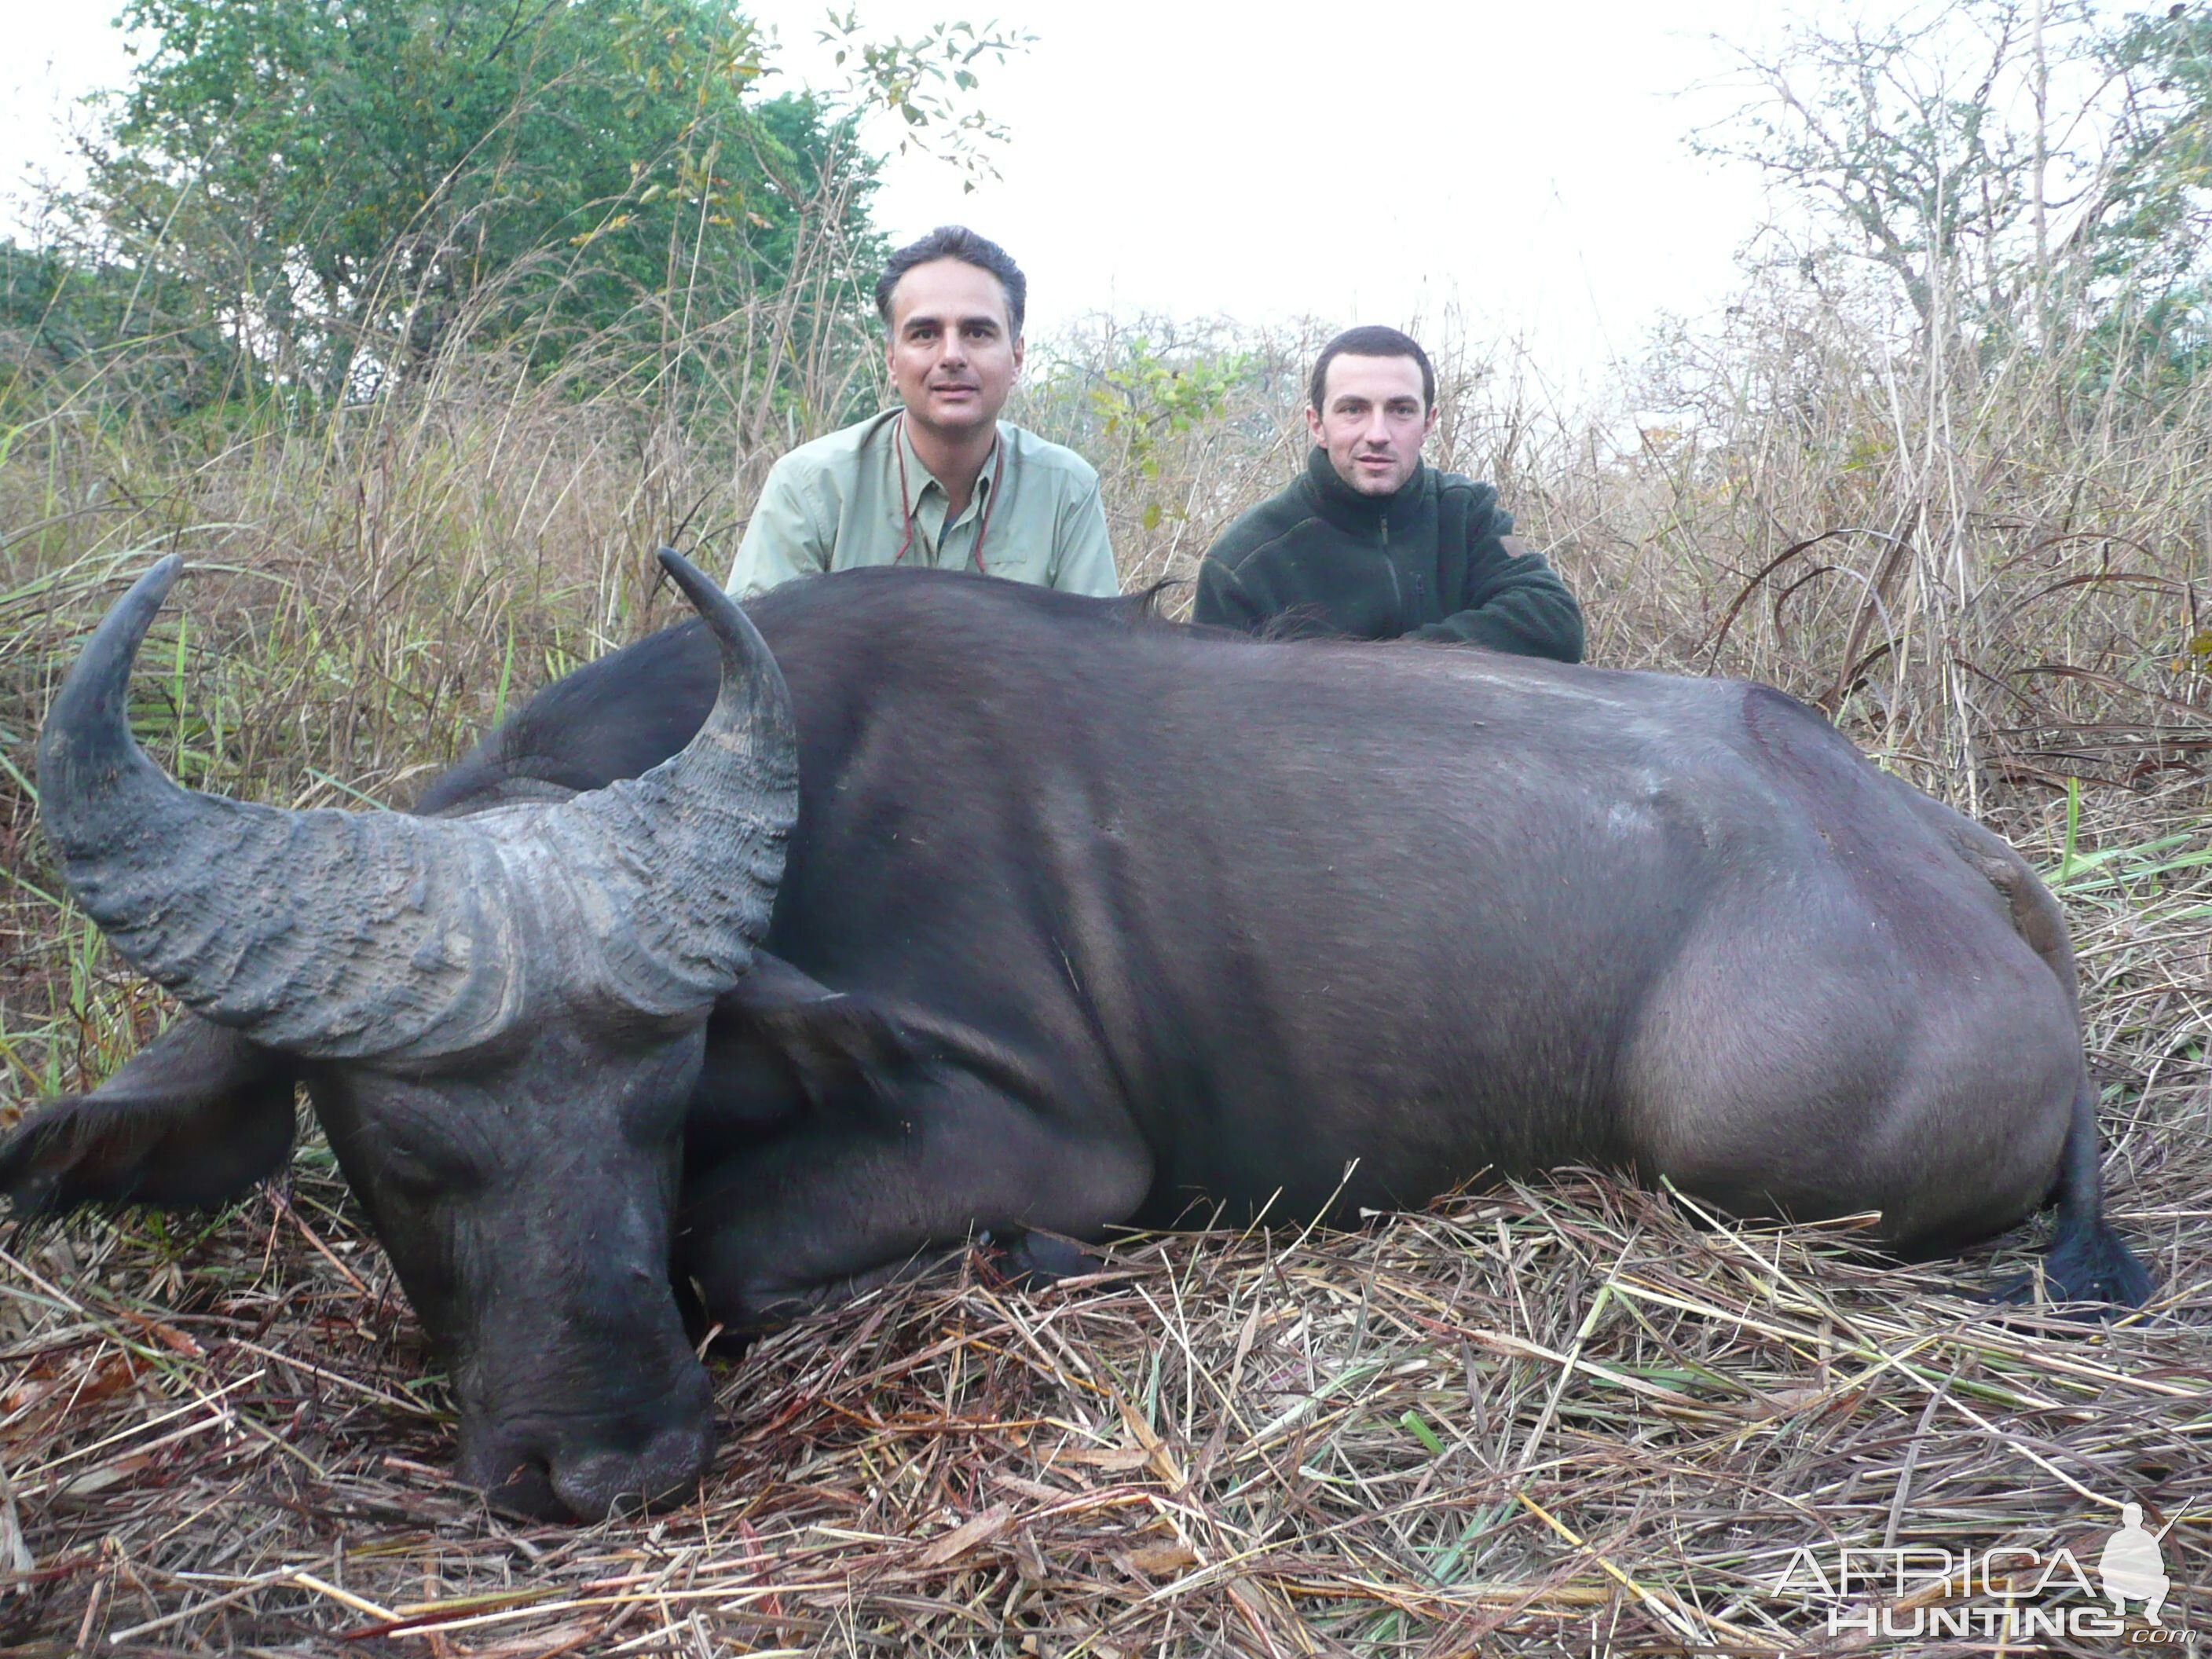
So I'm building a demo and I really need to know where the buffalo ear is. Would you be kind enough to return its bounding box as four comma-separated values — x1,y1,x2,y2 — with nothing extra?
745,995,929,1119
0,1015,298,1215
693,954,943,1154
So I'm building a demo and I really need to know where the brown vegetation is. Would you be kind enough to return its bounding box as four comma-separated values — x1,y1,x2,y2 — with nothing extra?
1,279,2207,1653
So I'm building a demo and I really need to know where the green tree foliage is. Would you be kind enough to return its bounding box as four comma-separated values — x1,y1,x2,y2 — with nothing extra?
2094,5,2212,291
1086,339,1258,532
1,237,246,418
79,0,883,395
40,0,1024,426
2082,4,2212,382
1698,3,2049,331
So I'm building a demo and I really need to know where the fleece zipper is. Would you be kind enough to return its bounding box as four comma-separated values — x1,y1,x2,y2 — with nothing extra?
1379,516,1404,634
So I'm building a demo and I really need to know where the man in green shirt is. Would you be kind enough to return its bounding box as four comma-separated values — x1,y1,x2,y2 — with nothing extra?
1193,326,1582,660
724,226,1119,599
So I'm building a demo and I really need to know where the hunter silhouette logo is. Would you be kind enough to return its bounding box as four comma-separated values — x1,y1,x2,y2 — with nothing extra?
2100,1503,2174,1624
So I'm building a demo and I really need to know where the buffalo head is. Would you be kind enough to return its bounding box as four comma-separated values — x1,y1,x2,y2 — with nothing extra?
17,551,797,1518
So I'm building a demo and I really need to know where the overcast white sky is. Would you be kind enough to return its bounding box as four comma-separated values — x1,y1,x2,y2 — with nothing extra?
2,1,1793,384
784,0,1791,383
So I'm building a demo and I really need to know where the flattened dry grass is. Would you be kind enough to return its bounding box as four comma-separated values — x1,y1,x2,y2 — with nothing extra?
0,1111,2206,1656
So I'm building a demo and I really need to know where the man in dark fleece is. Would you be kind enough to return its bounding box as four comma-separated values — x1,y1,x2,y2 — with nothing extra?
1193,326,1583,660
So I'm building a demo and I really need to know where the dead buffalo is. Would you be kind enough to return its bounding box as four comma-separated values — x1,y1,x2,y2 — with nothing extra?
2,551,2150,1519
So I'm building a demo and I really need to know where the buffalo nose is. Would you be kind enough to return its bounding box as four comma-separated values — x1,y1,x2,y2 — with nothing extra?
457,1368,716,1522
553,1417,715,1520
458,1428,563,1519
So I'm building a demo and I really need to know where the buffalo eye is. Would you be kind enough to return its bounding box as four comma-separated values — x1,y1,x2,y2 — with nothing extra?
366,1115,489,1200
379,1144,476,1200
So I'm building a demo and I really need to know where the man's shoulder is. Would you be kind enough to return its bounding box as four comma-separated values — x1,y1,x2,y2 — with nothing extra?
1204,477,1316,571
1419,465,1512,541
1001,423,1100,493
764,412,899,490
1423,465,1500,509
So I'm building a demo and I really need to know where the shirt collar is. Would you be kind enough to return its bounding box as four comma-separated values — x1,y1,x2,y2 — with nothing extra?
897,414,1005,524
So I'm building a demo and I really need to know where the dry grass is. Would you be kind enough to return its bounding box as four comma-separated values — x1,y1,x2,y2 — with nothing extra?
3,282,2210,1653
1,1104,2206,1655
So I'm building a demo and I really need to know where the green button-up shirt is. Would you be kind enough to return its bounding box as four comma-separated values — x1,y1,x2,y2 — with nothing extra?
724,410,1120,599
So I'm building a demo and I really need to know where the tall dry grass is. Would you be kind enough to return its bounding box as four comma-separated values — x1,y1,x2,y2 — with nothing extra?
5,227,2205,1181
1022,287,2212,824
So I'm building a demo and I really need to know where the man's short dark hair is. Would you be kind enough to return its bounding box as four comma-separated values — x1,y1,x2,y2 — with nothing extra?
1309,325,1435,412
876,225,1027,338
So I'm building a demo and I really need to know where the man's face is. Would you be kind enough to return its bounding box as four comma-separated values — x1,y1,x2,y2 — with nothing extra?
1307,353,1437,496
884,258,1024,442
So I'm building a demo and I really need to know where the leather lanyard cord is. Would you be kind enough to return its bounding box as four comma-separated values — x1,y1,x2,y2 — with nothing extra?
892,412,1005,574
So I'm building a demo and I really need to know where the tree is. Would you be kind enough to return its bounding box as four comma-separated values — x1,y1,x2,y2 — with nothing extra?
1698,0,2082,339
2089,5,2212,288
0,237,244,418
58,0,1021,403
2078,3,2212,383
1697,0,2212,371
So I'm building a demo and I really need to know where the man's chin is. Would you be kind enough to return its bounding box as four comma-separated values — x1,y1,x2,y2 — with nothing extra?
910,401,1001,437
1342,465,1408,496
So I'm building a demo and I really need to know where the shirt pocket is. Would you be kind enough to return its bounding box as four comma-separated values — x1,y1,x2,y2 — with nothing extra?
977,539,1052,584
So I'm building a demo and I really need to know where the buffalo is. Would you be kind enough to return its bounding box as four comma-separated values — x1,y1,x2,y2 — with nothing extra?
2,551,2151,1519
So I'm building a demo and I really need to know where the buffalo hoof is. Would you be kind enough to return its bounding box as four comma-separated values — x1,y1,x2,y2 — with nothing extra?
995,1229,1103,1287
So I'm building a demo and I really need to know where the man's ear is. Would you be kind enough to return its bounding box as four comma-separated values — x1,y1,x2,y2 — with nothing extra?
0,1016,298,1216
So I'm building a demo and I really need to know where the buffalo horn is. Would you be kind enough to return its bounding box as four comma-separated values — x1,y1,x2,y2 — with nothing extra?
526,550,798,1019
37,554,796,1060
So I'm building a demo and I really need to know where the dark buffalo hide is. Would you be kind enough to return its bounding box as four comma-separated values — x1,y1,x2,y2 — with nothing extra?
2,558,2152,1518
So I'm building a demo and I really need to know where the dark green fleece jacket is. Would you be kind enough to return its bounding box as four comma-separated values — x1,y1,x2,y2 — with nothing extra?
1193,449,1584,660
